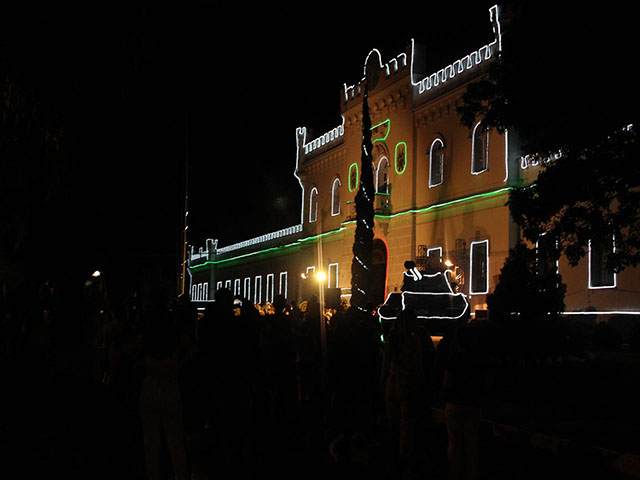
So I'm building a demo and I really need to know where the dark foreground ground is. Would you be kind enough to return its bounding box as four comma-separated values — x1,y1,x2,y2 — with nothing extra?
4,347,640,480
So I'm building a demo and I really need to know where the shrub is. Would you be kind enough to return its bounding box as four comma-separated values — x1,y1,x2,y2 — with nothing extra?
591,321,623,350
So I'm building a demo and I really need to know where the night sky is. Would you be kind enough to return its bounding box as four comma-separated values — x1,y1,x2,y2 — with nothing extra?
4,1,631,292
186,3,495,248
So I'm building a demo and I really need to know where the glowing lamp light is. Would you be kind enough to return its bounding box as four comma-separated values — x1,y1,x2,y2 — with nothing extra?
444,259,454,268
300,273,308,280
316,271,326,282
92,270,101,278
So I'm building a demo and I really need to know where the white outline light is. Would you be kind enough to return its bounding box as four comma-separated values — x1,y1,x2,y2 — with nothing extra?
375,156,390,194
328,263,339,289
309,187,318,223
471,121,489,175
279,271,288,300
378,271,470,321
588,238,617,290
331,178,342,216
470,239,490,294
254,276,262,305
266,273,274,304
429,138,445,188
410,6,502,96
244,277,251,300
427,246,443,263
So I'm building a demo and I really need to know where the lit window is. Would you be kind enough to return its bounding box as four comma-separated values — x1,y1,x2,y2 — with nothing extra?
309,187,318,223
216,281,222,292
244,277,251,300
328,263,339,288
279,272,288,299
536,234,559,276
192,284,197,301
427,246,443,264
471,122,488,174
589,236,616,289
197,283,203,301
395,142,407,174
470,239,489,294
254,276,262,305
376,157,390,193
331,178,341,216
224,280,231,291
234,279,240,296
429,138,444,187
306,266,315,279
266,274,274,303
348,163,359,192
203,283,209,301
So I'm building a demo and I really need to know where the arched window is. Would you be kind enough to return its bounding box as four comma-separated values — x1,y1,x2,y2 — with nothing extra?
376,156,390,193
472,122,489,174
309,187,318,223
331,178,341,216
429,138,445,187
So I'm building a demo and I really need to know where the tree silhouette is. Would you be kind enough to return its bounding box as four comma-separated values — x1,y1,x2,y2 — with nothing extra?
458,1,639,274
350,87,375,311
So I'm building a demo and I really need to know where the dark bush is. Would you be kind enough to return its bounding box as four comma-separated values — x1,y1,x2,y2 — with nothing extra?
591,321,623,350
629,323,640,352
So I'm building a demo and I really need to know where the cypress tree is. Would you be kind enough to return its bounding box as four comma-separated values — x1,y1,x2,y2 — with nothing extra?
350,86,375,311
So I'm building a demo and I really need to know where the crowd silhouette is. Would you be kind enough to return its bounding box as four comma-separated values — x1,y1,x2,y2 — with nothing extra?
1,278,491,480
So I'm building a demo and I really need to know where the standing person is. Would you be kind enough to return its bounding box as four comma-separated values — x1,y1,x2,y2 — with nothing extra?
381,308,425,475
138,292,193,480
199,289,259,480
442,323,488,480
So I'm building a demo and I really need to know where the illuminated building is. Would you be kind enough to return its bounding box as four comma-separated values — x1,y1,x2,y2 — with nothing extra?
188,5,640,319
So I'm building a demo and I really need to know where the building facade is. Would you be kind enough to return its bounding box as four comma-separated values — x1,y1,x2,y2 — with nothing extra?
188,5,640,320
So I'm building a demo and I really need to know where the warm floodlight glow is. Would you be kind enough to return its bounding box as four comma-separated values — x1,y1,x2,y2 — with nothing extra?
316,271,326,282
92,270,101,278
444,259,454,268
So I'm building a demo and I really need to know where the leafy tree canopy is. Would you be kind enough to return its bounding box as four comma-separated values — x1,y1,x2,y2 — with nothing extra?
487,241,565,324
459,1,639,272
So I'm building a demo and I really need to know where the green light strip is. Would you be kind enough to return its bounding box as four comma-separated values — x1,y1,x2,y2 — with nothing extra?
343,187,511,224
395,141,407,174
348,162,359,192
189,227,347,271
190,188,512,272
371,119,390,143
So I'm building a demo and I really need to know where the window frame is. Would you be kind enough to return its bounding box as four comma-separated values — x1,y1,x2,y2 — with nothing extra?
254,275,262,305
471,122,489,175
309,187,318,223
589,237,616,289
429,138,445,187
470,239,489,294
328,263,339,289
331,178,342,216
376,156,390,194
244,277,251,300
279,271,288,299
266,273,275,303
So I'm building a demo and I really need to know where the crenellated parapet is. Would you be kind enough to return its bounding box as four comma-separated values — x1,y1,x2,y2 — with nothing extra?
299,116,346,158
188,238,217,266
342,46,411,106
412,5,502,98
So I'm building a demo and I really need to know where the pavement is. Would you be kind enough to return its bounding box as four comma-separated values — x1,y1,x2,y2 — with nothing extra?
8,402,639,480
